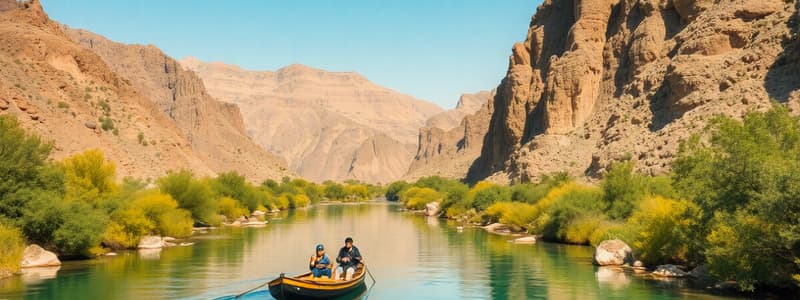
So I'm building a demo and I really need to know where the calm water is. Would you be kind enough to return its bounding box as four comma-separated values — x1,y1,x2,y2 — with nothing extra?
0,202,743,300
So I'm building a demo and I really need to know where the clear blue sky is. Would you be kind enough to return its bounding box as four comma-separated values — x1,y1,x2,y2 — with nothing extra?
41,1,540,109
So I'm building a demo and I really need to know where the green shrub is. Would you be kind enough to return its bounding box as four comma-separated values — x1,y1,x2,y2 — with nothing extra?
601,161,646,219
61,150,118,206
53,201,108,257
705,212,793,291
400,187,442,210
466,182,511,211
158,171,217,225
130,191,193,237
217,197,249,220
564,215,607,245
323,182,345,200
510,183,552,204
538,185,603,241
0,115,54,219
484,202,537,232
157,209,193,238
99,117,114,131
0,223,24,276
291,193,310,208
385,181,410,201
343,184,370,201
211,172,262,211
103,208,154,249
627,196,700,265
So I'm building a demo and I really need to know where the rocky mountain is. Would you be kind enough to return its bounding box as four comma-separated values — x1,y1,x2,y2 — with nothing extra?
65,29,289,181
424,90,491,131
0,0,290,181
464,0,800,183
182,58,444,183
405,90,495,181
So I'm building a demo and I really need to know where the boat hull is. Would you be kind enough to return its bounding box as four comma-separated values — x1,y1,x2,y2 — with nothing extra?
268,268,367,300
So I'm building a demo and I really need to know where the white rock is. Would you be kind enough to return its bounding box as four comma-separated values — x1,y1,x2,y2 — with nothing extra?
483,223,512,235
162,237,176,242
653,264,688,277
424,202,441,216
138,236,164,249
21,245,61,268
593,239,634,266
513,236,537,244
251,210,266,217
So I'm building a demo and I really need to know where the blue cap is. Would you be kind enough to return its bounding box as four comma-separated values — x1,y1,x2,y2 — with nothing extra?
316,244,324,251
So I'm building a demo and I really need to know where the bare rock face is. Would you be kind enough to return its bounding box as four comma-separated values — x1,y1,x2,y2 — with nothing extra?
21,244,61,268
0,1,229,180
468,0,800,183
182,58,442,184
66,29,290,182
406,91,495,180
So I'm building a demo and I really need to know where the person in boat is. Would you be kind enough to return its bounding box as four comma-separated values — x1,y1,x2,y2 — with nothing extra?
334,237,363,280
309,244,332,278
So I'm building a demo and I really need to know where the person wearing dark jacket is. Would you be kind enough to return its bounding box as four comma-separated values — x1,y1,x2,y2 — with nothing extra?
334,237,363,280
309,244,331,278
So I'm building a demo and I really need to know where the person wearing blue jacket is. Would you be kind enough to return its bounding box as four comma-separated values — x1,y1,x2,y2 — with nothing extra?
309,244,331,278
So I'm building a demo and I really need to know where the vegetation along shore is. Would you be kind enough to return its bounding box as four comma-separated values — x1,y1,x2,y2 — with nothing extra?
0,115,382,278
387,105,800,295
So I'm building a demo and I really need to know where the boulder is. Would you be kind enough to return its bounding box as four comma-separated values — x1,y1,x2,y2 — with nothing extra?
424,201,441,216
652,264,688,277
84,121,97,130
138,235,164,249
251,210,266,217
513,236,537,244
483,223,513,235
162,236,176,242
21,244,61,268
633,260,644,268
593,239,634,266
0,99,8,110
688,264,708,278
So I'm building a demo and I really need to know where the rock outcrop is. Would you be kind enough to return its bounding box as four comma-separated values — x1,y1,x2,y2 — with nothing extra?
467,0,800,183
652,264,689,277
405,91,495,180
594,239,634,266
66,29,290,181
21,244,61,268
182,58,443,183
0,1,290,181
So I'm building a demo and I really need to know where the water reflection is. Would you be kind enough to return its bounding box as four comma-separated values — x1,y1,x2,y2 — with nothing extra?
0,203,743,300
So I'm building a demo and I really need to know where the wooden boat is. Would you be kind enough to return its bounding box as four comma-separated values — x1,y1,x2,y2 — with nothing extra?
268,265,367,300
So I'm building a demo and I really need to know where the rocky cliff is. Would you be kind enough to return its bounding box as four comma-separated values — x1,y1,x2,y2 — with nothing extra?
405,91,495,180
468,0,800,183
182,58,443,183
65,29,289,181
0,0,290,181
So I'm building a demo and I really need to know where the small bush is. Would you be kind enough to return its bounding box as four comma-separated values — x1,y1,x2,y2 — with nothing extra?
217,197,248,220
57,102,69,109
158,171,218,225
627,196,700,265
343,185,370,201
484,202,537,232
103,208,154,249
385,181,410,201
0,223,24,276
466,182,511,211
564,215,607,245
400,187,442,210
291,193,311,208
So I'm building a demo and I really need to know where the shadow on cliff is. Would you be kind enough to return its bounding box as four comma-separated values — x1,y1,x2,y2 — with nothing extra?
764,2,800,102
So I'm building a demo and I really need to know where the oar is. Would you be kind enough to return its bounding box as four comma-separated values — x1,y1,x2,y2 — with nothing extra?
234,274,279,299
362,266,377,300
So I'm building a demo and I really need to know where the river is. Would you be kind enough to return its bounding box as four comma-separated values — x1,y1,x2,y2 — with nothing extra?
0,202,744,299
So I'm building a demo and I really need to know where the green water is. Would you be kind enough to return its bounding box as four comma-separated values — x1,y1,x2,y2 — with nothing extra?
0,202,743,300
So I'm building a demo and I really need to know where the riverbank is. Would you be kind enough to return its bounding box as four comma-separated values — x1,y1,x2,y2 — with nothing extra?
387,108,800,295
0,202,752,299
